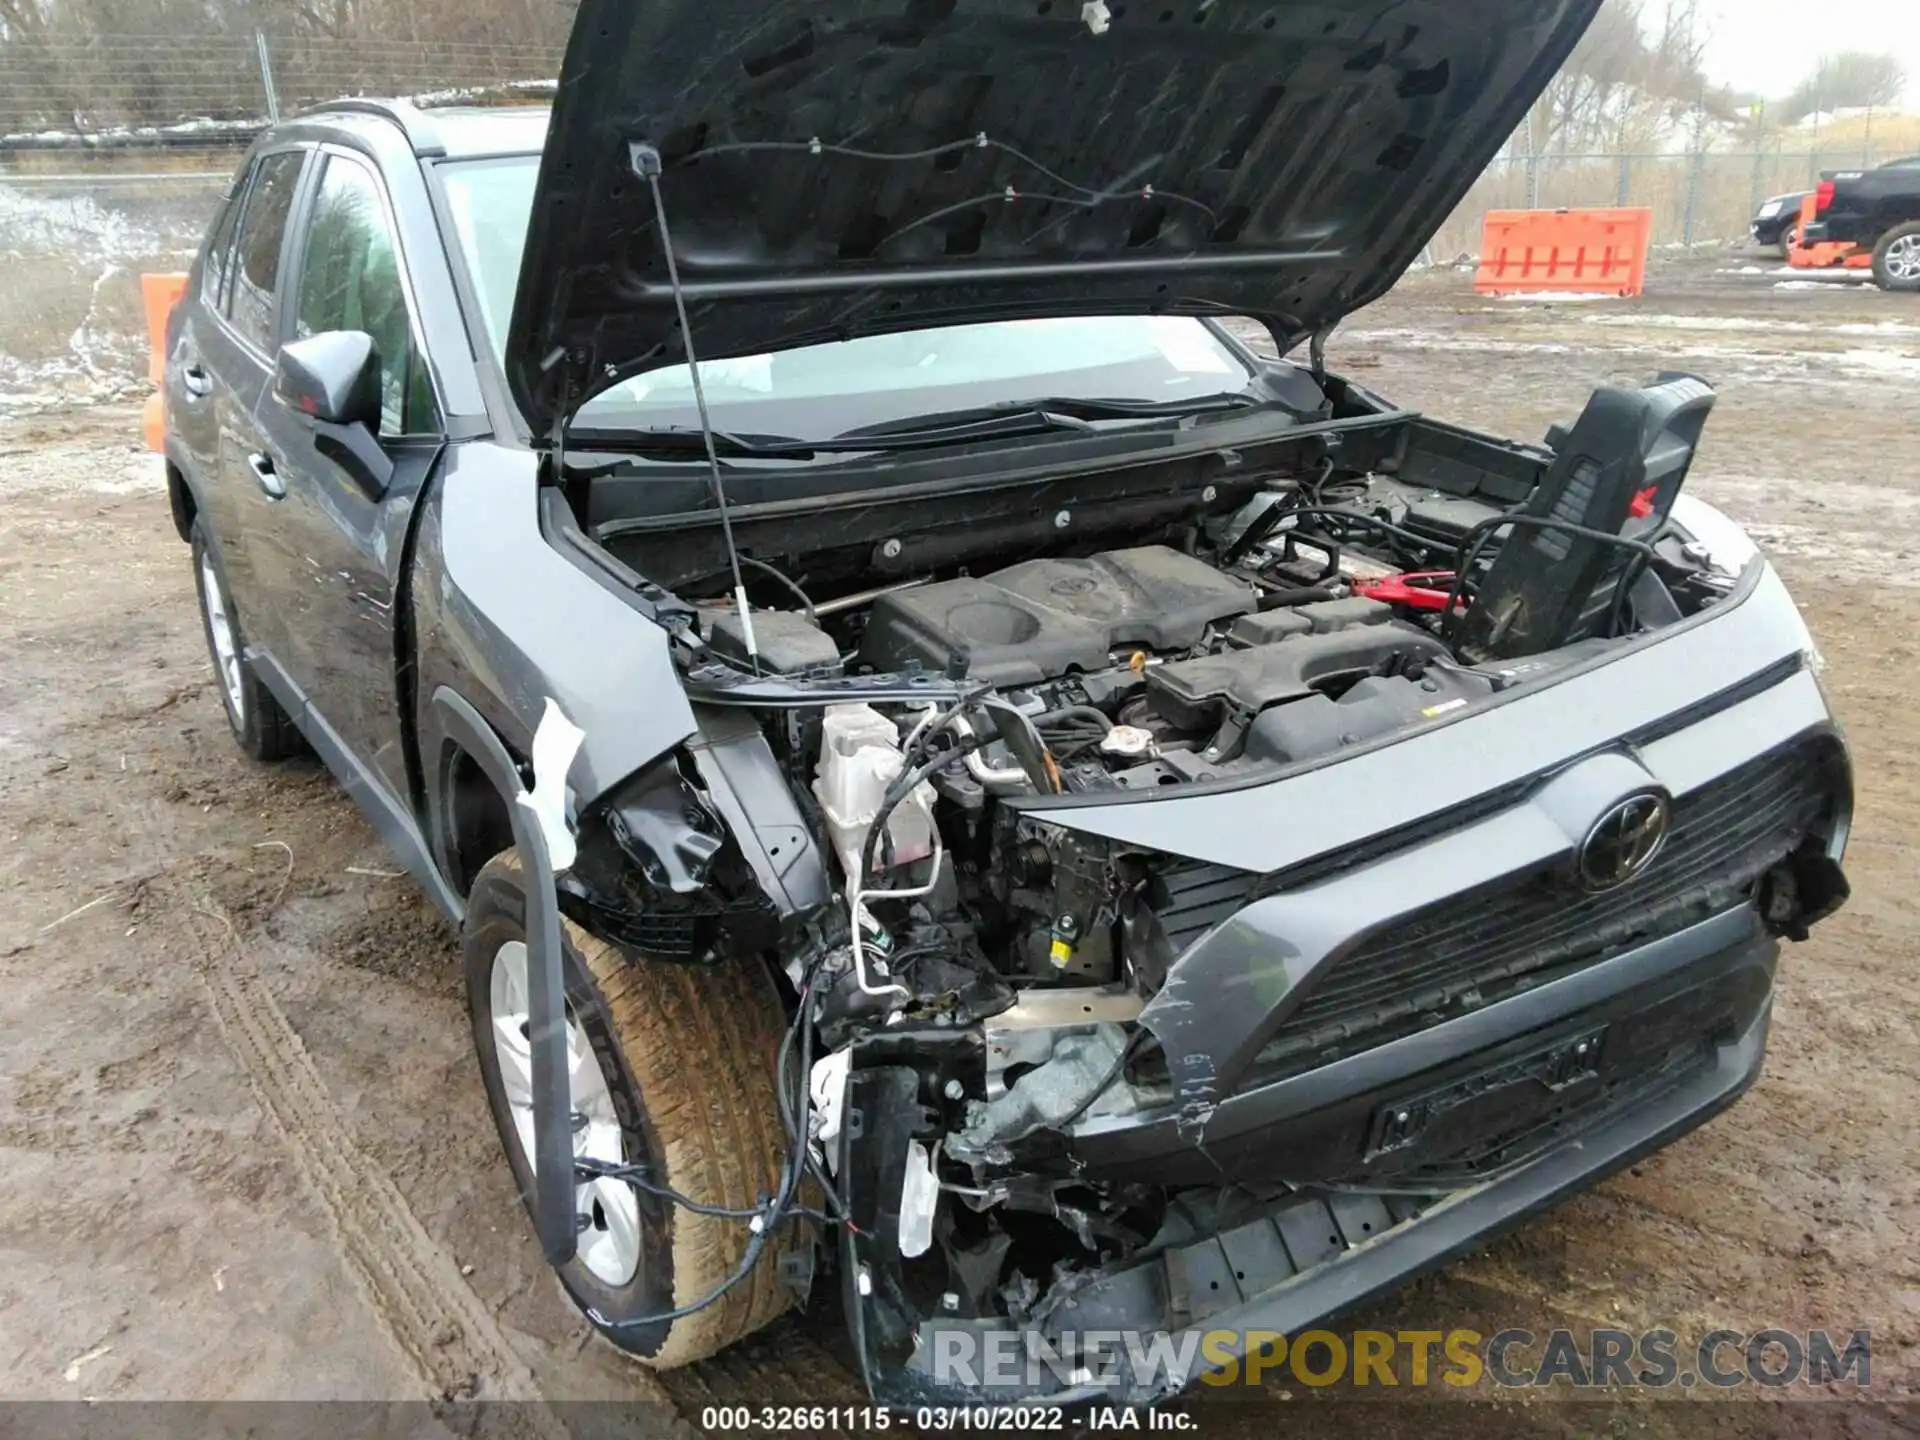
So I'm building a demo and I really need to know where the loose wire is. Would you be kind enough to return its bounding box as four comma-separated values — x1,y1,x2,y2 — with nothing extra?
1440,514,1661,653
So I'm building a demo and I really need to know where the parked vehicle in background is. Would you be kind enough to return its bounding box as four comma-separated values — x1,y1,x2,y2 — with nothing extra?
1802,155,1920,290
1751,191,1809,257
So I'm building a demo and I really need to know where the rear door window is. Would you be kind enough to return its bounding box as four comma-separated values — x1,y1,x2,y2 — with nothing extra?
226,150,306,352
293,153,437,435
201,162,254,311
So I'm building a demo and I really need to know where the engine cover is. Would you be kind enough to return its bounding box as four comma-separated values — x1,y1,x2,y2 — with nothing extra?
858,546,1255,685
1147,624,1448,729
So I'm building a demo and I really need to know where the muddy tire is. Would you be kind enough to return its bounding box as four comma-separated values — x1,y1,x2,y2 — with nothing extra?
1872,223,1920,292
1777,221,1802,261
190,518,302,761
462,850,798,1367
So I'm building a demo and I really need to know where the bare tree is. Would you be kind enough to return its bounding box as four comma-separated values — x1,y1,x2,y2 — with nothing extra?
1521,0,1723,157
1781,53,1909,124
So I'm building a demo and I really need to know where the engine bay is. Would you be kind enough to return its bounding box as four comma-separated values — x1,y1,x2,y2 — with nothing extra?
556,373,1755,1399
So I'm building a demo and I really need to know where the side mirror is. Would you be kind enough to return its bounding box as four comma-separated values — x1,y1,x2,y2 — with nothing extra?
275,330,382,427
274,331,393,497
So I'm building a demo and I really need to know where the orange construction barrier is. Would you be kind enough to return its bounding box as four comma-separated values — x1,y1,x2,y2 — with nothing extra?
1788,193,1873,271
140,272,188,453
1474,207,1653,298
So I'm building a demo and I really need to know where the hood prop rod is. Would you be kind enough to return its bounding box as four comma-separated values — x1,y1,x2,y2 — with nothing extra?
630,141,760,673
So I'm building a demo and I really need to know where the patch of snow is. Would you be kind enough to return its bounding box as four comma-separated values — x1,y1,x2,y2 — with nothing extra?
1832,348,1920,378
1496,291,1623,304
1834,321,1920,336
1586,314,1786,332
0,182,203,394
1,114,264,146
1583,313,1920,338
0,184,166,266
405,78,556,105
1768,265,1875,283
88,453,167,495
0,435,166,493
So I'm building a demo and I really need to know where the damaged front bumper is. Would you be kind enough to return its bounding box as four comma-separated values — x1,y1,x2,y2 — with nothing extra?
830,610,1850,1407
838,907,1780,1406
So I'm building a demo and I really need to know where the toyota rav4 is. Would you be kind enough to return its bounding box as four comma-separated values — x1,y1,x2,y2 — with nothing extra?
156,0,1852,1406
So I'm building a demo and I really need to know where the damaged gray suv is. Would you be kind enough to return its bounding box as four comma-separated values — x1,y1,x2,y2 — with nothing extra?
159,0,1852,1406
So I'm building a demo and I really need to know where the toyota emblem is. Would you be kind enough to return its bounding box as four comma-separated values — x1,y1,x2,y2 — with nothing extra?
1578,793,1671,892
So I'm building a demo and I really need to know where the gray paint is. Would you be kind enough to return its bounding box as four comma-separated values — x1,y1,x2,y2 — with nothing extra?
421,442,696,802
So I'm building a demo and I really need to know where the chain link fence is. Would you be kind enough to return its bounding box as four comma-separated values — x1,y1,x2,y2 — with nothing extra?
0,33,1903,401
0,34,559,402
0,33,561,143
1426,143,1901,260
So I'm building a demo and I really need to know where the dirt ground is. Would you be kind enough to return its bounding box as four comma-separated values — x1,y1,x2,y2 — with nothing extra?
1,255,1916,1436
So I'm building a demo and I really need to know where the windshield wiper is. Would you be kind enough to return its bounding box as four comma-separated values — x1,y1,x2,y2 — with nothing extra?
610,426,815,459
832,392,1264,443
596,391,1267,461
600,412,1105,460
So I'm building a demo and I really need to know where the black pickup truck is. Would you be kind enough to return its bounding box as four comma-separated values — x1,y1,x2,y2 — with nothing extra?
1803,155,1920,290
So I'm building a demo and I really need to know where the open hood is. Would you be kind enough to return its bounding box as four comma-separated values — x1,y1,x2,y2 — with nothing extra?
507,0,1600,437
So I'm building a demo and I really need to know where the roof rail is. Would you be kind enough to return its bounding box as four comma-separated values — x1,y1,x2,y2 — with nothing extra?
300,98,443,156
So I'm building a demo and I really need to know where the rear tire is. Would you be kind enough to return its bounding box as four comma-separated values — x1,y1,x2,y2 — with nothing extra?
463,850,798,1367
1872,223,1920,292
190,518,302,761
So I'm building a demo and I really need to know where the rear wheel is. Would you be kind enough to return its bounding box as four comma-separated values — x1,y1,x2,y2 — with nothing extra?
462,850,799,1367
190,518,302,761
1872,223,1920,292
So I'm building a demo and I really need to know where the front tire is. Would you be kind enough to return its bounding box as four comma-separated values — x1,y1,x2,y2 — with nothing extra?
462,851,798,1367
1871,223,1920,292
1777,221,1802,260
190,518,302,761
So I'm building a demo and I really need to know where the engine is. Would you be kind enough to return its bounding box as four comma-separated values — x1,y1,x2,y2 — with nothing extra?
748,535,1501,804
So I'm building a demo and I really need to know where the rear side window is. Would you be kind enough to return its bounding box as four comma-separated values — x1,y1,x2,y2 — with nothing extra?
227,150,305,352
294,154,437,435
201,163,253,311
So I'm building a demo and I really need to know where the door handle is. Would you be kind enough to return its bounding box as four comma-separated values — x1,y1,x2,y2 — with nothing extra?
181,364,212,398
248,452,286,499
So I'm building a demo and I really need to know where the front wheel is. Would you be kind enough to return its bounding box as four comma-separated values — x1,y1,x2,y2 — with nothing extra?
1872,223,1920,292
462,850,799,1367
1777,221,1802,260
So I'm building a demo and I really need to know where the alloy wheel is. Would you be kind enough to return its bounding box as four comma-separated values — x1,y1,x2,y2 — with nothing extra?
488,939,642,1287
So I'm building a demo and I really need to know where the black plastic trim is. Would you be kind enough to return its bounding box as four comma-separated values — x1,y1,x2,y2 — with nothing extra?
429,685,577,1267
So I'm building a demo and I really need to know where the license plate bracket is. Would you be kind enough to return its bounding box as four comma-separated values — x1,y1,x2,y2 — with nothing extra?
1368,1026,1606,1158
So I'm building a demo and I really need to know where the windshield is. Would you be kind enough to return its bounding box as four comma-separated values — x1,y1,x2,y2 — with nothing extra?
437,156,1257,441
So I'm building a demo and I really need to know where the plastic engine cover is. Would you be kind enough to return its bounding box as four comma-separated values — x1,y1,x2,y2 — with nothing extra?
857,545,1255,685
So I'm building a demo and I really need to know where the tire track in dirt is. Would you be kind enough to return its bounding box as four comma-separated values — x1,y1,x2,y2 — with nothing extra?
665,1320,866,1414
160,865,589,1437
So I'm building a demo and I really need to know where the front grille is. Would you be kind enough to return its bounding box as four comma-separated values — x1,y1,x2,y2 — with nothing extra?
1157,861,1264,954
1258,738,1838,1075
1156,737,1841,1080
